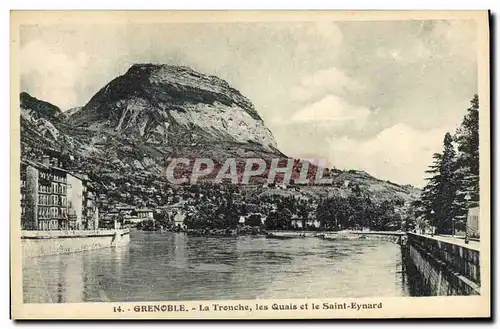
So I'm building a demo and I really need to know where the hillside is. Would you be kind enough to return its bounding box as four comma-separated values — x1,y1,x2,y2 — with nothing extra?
19,64,420,213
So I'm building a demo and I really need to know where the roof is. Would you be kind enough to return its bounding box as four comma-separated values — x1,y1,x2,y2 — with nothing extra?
116,206,135,210
67,172,90,181
22,159,71,174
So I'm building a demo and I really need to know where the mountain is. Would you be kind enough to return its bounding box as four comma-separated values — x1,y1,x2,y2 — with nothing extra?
20,92,63,121
19,64,420,211
64,106,82,118
67,64,279,154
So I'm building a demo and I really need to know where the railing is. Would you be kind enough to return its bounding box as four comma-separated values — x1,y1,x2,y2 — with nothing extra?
407,233,480,285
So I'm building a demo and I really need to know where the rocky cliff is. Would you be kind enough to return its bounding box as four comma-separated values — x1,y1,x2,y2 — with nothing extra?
67,64,279,152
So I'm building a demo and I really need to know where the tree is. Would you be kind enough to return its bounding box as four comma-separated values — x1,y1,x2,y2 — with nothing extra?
454,94,480,209
246,214,262,227
265,211,279,230
421,133,459,234
154,210,173,230
277,208,292,229
316,196,355,231
347,194,375,230
372,200,398,231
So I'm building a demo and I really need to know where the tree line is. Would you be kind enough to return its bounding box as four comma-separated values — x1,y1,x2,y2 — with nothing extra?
412,95,480,235
174,185,405,232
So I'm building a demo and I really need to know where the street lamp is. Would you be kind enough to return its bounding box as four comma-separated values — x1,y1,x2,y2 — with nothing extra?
430,210,435,237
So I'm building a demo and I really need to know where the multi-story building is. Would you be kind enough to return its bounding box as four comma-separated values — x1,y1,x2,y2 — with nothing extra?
22,158,68,230
67,172,84,229
36,161,68,230
85,190,99,230
20,157,99,231
20,161,30,229
66,172,100,230
136,208,154,220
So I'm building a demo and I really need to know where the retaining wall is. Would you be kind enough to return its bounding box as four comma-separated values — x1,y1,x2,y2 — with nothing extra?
21,229,130,258
406,233,480,295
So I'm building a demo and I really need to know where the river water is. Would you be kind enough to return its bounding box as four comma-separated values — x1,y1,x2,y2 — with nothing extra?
23,230,414,303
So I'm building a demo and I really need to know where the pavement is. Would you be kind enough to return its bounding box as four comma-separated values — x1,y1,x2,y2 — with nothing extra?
415,233,480,251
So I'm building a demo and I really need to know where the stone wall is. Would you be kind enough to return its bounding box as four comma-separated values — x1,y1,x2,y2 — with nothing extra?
406,233,480,295
22,229,130,258
265,230,404,244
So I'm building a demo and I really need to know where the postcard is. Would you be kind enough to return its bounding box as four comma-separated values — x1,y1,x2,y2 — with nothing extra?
10,10,491,319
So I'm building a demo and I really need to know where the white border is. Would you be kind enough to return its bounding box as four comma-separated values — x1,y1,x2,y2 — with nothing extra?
2,1,498,328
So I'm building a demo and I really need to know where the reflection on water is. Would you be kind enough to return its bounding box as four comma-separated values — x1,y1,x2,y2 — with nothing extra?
23,230,412,303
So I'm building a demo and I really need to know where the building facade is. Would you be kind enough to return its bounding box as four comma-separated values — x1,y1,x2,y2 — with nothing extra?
85,191,99,230
67,173,84,229
467,207,480,238
20,158,99,231
21,160,69,231
136,208,154,220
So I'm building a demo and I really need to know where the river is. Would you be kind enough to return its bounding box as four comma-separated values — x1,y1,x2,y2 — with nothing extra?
23,230,415,303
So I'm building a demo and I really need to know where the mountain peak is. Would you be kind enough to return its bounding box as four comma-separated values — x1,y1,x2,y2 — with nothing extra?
20,92,62,121
68,63,277,151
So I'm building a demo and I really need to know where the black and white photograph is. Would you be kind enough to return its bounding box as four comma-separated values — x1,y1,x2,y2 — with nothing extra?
10,10,491,319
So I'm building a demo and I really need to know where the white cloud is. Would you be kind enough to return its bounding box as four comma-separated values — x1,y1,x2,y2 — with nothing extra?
290,21,343,47
21,40,89,110
375,40,432,64
291,95,372,125
310,21,343,46
327,123,448,187
430,20,477,62
290,66,363,103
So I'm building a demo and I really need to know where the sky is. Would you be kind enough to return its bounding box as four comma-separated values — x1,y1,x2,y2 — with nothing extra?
19,19,478,187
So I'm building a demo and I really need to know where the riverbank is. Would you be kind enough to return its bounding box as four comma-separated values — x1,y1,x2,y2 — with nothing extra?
153,228,405,241
22,228,130,258
184,226,266,237
266,230,405,244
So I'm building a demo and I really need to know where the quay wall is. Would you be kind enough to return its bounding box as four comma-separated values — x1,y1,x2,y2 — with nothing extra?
405,233,480,295
266,230,404,243
22,229,130,258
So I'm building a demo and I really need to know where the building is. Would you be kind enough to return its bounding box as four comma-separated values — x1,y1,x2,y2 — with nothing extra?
85,190,99,230
467,207,480,238
305,219,321,229
136,208,154,220
290,217,303,229
67,173,84,230
100,210,119,229
20,157,99,231
20,162,28,229
173,212,186,230
22,159,69,231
